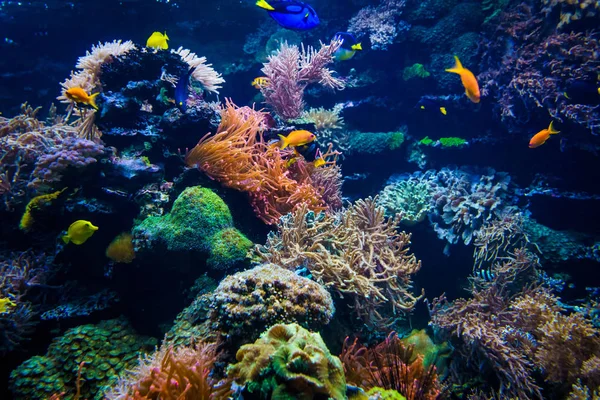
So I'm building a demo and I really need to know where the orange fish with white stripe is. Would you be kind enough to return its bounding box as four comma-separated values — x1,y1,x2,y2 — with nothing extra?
445,56,480,104
529,121,560,148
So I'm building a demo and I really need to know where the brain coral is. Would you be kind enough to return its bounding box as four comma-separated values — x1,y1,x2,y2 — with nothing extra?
9,317,156,400
209,264,335,340
132,186,253,269
227,323,346,400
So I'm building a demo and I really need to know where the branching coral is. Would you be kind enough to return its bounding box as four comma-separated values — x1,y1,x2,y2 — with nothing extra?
302,105,345,131
255,198,424,328
106,341,230,400
340,332,441,400
208,264,334,340
473,210,529,269
348,0,410,50
378,175,433,226
185,100,343,225
227,323,346,400
260,40,345,120
171,47,225,94
542,0,600,29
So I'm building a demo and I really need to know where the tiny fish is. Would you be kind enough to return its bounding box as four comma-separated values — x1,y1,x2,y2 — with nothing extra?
445,56,480,103
278,130,316,149
256,0,320,31
251,76,271,89
529,121,560,149
175,66,197,112
62,220,98,245
146,31,169,50
475,269,496,282
416,97,447,115
65,87,99,110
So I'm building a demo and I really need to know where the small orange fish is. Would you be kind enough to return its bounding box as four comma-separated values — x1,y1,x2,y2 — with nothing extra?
65,87,99,110
251,77,271,89
445,56,480,104
278,130,316,149
529,121,560,148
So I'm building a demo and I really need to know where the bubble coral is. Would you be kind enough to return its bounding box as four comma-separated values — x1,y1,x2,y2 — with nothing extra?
227,323,346,400
208,264,335,340
106,232,136,264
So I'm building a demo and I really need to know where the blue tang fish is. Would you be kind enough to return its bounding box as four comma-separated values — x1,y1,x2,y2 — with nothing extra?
175,66,196,112
333,32,362,61
256,0,319,31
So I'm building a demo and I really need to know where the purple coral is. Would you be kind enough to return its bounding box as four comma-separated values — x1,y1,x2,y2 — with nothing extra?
347,0,410,50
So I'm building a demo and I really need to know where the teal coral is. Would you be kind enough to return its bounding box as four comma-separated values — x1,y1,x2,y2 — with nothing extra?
227,323,346,400
378,177,432,225
9,317,156,400
419,136,434,146
132,186,253,269
347,130,405,155
402,63,431,80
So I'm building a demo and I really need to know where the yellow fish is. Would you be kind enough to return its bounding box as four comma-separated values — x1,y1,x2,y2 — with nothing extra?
62,220,98,245
313,157,326,167
65,87,99,110
0,297,16,314
251,77,271,89
146,31,169,50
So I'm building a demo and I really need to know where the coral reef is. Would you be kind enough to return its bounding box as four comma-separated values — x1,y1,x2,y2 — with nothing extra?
256,198,424,328
208,264,335,340
345,130,406,155
378,175,432,225
132,186,252,270
348,0,411,50
227,323,346,400
10,317,157,400
185,101,343,225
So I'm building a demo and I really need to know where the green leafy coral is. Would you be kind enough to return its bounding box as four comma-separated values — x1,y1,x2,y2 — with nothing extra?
377,177,433,225
227,323,346,400
419,136,467,148
9,317,156,400
402,63,431,80
132,186,253,269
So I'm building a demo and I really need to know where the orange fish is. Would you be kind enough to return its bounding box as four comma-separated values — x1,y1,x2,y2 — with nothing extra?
278,130,316,149
529,121,560,148
65,87,99,110
445,56,480,104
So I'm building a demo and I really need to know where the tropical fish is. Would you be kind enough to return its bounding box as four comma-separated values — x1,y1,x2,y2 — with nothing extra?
0,297,16,314
146,31,169,50
313,157,326,167
62,220,98,245
255,0,319,31
175,66,196,112
333,32,362,61
445,56,480,103
278,130,316,149
474,269,496,282
564,80,600,105
416,98,447,115
65,87,99,110
251,76,271,89
529,121,560,149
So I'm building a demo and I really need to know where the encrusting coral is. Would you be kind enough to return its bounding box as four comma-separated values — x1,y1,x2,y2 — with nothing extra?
132,186,252,270
185,100,343,225
208,264,335,340
256,198,424,328
227,323,347,400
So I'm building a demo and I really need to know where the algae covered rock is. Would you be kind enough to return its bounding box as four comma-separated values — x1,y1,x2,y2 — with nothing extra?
132,186,253,269
9,317,157,400
228,323,346,400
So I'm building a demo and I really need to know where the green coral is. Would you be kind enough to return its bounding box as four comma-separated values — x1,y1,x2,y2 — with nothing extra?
378,178,432,226
401,329,452,378
367,387,407,400
402,63,431,81
132,186,253,269
9,317,156,400
439,137,467,147
227,323,346,400
419,136,434,146
347,130,405,155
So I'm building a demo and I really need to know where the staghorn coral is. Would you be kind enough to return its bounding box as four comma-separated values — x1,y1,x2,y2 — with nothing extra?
10,317,157,400
255,198,424,328
473,210,529,269
348,0,411,50
185,101,343,225
208,264,334,340
105,341,230,400
340,332,441,400
260,39,345,120
378,175,433,226
227,323,346,400
132,186,252,270
542,0,600,29
171,47,225,94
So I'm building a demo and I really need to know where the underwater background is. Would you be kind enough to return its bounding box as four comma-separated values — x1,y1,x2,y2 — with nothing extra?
1,0,600,398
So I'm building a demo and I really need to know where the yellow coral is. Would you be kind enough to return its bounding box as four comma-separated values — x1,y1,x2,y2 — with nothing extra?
303,105,345,131
19,188,67,232
106,233,135,263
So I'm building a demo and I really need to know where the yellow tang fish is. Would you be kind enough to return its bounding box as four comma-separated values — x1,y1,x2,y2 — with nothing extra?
65,87,99,110
146,31,169,50
278,130,316,149
251,77,271,89
62,220,98,245
0,297,16,314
